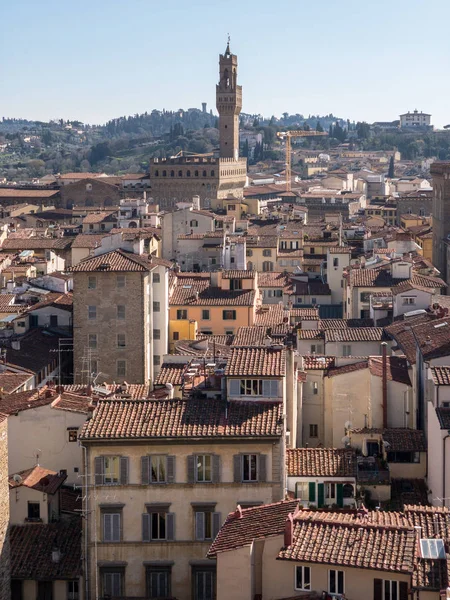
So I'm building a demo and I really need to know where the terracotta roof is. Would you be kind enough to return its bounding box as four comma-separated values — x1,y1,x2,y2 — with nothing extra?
170,286,256,307
0,189,59,198
258,272,294,293
1,237,73,251
71,233,108,248
59,172,105,179
303,356,335,370
10,519,82,579
80,399,283,440
0,295,26,314
318,318,374,329
436,408,450,430
9,465,66,494
0,388,55,415
0,371,32,393
254,306,290,327
26,292,73,313
352,428,426,452
325,327,387,342
413,318,450,360
225,347,286,377
222,270,255,279
391,280,432,296
232,327,270,347
327,361,368,378
82,211,117,224
368,356,412,386
328,246,351,253
286,448,357,477
207,500,299,557
290,308,320,319
70,249,150,272
60,486,82,514
384,313,435,364
4,329,62,374
154,363,185,386
297,330,324,340
51,392,92,414
278,510,416,574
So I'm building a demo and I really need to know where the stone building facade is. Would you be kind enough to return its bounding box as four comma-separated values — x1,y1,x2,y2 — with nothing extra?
59,178,122,209
0,416,10,600
149,43,247,208
432,162,450,280
395,192,433,225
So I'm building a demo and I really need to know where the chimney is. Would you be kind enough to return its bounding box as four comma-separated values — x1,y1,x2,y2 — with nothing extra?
285,341,296,448
234,505,243,519
284,513,294,547
381,342,388,429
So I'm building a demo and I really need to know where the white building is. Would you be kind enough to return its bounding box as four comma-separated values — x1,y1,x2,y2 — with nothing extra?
400,110,432,129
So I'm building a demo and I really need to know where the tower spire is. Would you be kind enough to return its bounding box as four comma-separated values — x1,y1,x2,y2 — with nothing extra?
225,34,231,56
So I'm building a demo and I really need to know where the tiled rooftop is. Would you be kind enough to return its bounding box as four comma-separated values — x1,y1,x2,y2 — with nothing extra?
207,500,299,557
70,249,151,272
225,346,286,377
154,363,186,386
0,371,32,393
413,318,450,360
436,407,450,430
325,327,387,342
303,356,335,370
286,448,357,478
11,519,82,580
71,233,108,248
351,428,426,452
221,270,255,279
170,286,256,307
232,327,270,347
1,237,73,250
80,398,283,440
9,465,66,495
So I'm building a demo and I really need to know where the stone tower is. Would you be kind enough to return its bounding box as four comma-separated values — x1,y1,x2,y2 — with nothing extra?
431,162,450,282
216,39,242,159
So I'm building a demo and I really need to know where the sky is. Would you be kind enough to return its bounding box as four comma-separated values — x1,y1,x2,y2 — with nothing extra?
2,0,450,127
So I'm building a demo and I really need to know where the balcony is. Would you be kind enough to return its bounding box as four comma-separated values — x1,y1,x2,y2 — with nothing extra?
357,456,390,484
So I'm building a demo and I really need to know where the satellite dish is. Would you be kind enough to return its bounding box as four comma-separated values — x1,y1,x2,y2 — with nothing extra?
382,440,391,448
341,436,350,445
13,474,22,484
344,421,353,430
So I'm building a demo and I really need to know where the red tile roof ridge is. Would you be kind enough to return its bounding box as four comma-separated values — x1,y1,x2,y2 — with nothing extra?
293,510,413,532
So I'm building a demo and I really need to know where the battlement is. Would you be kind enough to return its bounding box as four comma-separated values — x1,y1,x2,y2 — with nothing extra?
219,157,247,165
152,156,218,165
430,162,450,176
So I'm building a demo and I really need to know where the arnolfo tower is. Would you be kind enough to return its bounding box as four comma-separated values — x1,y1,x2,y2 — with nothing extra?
149,41,247,208
216,39,242,160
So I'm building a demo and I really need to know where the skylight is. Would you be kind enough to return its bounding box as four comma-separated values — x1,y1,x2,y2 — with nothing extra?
420,539,446,559
434,322,448,329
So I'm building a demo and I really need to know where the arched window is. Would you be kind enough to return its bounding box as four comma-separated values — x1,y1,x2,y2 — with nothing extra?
155,170,159,177
211,170,215,177
419,208,425,216
186,170,191,177
343,484,354,498
162,170,167,177
104,198,113,207
195,170,199,177
203,170,207,177
247,261,253,270
170,170,175,177
129,221,138,228
85,199,94,207
178,170,182,177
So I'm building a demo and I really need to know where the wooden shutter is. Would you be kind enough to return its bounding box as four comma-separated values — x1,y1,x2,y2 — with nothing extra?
103,513,112,542
212,512,221,538
141,456,150,485
233,454,242,483
212,455,220,483
195,512,205,541
262,380,271,396
120,457,129,485
94,457,103,486
229,379,240,396
142,513,151,542
187,455,195,483
166,512,175,541
336,483,344,508
167,455,175,483
258,454,267,482
317,483,325,508
308,482,316,502
373,579,382,600
399,581,408,600
112,513,121,542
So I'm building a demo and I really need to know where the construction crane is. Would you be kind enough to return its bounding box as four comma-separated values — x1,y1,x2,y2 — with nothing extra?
277,130,328,192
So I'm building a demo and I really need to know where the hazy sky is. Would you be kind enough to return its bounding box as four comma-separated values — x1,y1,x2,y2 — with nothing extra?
2,0,449,126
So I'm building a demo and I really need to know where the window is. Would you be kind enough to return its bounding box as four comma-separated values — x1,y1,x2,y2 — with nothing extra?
68,429,78,443
402,297,416,306
193,568,215,600
88,334,97,349
310,247,315,254
117,333,126,348
387,451,420,463
333,257,339,267
343,345,352,357
103,456,120,484
151,455,167,483
153,301,160,312
419,538,446,559
102,570,123,598
11,580,23,600
295,566,311,591
222,310,236,320
88,305,96,320
240,379,262,396
295,481,309,501
177,309,188,320
27,502,40,521
328,569,344,595
190,220,199,227
326,483,336,499
117,305,126,319
196,455,212,482
312,382,318,395
151,511,167,540
202,310,210,320
263,249,272,257
88,276,96,289
263,261,274,271
230,279,242,291
153,329,161,340
242,454,258,482
153,355,161,366
37,583,53,599
153,272,160,283
146,567,171,599
173,332,179,341
103,512,121,542
194,507,221,541
360,292,371,303
227,204,236,211
246,249,253,257
373,579,407,600
116,274,126,288
309,424,318,438
117,360,126,378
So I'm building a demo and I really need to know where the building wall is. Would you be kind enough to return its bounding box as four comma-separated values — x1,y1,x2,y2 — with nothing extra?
60,179,121,209
327,251,350,304
169,304,255,339
161,209,214,261
9,486,58,525
393,288,432,318
301,370,325,447
0,418,9,600
16,580,82,600
427,401,447,507
7,405,85,485
73,270,148,384
216,545,252,600
431,163,450,278
85,438,283,600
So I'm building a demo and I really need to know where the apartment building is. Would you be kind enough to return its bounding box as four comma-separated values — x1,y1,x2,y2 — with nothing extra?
72,248,170,384
79,395,285,600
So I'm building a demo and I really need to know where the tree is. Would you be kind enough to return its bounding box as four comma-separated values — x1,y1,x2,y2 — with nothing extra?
253,117,259,128
388,155,395,178
242,139,249,158
316,121,324,132
27,159,45,178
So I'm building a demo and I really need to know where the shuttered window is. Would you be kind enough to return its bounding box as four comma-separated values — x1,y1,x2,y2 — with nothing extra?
94,456,129,486
102,570,123,597
141,455,175,484
187,455,220,483
194,510,221,541
233,454,267,483
193,569,215,600
146,567,171,599
142,509,175,541
103,512,121,542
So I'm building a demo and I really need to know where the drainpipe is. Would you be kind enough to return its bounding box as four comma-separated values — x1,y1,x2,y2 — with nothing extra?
80,444,90,600
443,431,450,507
381,342,388,429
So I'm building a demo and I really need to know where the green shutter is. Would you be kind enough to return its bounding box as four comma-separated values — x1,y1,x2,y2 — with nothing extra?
317,483,325,508
308,482,316,503
336,483,344,508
